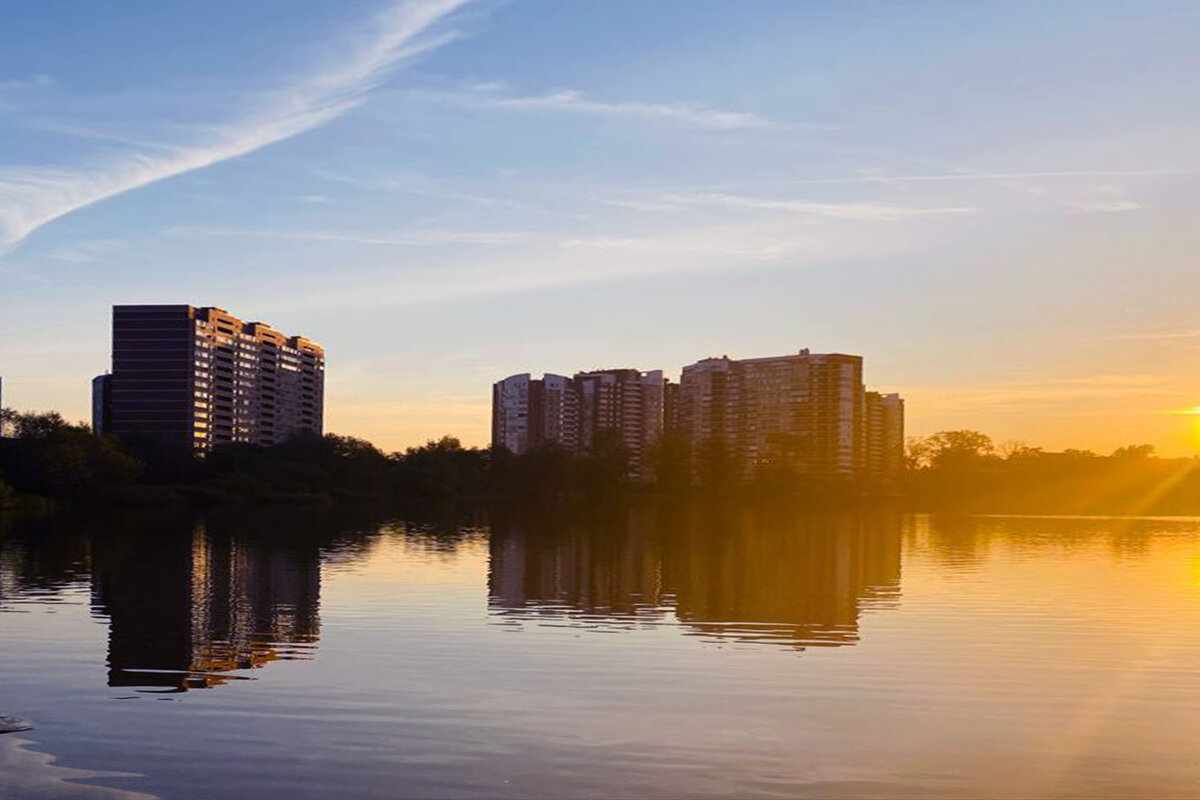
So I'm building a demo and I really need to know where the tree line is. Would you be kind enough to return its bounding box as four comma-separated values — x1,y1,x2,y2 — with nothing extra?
2,407,1197,513
906,429,1200,514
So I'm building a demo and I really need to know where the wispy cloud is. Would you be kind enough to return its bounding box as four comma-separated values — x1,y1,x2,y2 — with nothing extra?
981,172,1145,215
167,225,537,246
252,215,921,313
312,166,523,208
1074,199,1141,213
0,74,54,107
0,75,53,90
431,85,774,130
555,232,793,258
600,192,976,221
41,238,128,264
1105,329,1200,343
1061,184,1142,213
668,167,1200,192
0,0,474,253
899,374,1183,417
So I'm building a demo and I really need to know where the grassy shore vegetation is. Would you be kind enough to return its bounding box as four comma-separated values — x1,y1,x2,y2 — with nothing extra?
1,408,1198,514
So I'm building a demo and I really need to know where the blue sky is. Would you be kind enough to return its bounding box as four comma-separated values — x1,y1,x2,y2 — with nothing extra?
3,0,1200,453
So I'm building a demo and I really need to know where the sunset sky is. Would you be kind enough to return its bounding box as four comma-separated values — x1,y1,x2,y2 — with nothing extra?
2,0,1199,454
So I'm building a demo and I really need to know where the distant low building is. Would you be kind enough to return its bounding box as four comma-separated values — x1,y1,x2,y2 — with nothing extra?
91,374,112,435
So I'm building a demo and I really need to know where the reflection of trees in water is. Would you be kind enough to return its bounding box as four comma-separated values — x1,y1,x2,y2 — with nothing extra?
0,517,92,608
916,514,1162,569
916,515,992,571
391,509,491,557
488,505,903,651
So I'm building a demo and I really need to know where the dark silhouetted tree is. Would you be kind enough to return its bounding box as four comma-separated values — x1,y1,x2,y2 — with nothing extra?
0,409,140,498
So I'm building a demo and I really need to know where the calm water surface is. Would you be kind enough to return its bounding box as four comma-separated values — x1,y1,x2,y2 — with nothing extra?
0,508,1197,799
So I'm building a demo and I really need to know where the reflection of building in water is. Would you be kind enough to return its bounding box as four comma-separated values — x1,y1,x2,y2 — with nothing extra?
667,510,901,647
0,544,18,605
489,512,665,619
488,509,901,650
91,521,320,690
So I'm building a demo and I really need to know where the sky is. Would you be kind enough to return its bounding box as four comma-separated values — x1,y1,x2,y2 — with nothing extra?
2,0,1200,455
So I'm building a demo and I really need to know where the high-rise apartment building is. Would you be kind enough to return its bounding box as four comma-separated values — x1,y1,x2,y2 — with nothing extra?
865,391,905,483
107,305,324,452
678,349,899,481
574,369,665,480
491,373,579,455
492,368,667,480
494,350,901,485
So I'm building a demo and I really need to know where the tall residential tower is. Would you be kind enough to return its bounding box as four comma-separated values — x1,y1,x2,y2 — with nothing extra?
106,305,324,452
491,368,667,480
677,349,902,482
491,373,579,456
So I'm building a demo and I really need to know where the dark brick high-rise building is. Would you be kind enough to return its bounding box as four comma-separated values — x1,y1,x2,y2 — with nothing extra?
106,305,324,452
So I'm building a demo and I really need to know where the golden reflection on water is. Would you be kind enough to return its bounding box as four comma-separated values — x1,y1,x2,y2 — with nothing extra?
3,509,1200,798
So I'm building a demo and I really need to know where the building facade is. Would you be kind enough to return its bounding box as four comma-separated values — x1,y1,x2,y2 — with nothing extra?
491,373,579,456
677,349,901,482
491,368,667,480
865,391,905,483
107,305,324,452
574,369,665,481
91,374,111,435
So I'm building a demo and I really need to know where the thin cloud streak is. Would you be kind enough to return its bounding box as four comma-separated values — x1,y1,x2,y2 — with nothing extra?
0,74,54,107
1105,329,1200,343
595,192,975,220
0,0,474,253
258,216,924,313
167,226,538,246
898,374,1183,416
433,86,774,129
686,167,1200,191
658,192,976,220
312,166,527,208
